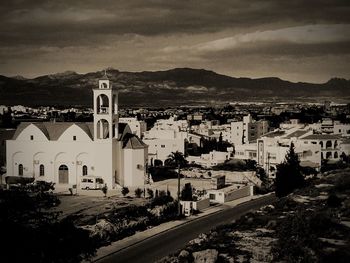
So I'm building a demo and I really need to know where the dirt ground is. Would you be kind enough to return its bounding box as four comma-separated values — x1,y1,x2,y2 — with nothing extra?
52,192,148,224
51,178,213,222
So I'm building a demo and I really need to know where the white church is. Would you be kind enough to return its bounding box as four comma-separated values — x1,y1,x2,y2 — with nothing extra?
6,75,148,189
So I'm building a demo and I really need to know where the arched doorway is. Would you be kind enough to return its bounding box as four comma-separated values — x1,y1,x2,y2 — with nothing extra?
58,165,69,184
18,164,23,176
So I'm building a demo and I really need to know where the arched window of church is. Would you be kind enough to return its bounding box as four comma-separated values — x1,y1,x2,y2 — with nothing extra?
40,164,45,176
82,165,88,176
18,164,23,176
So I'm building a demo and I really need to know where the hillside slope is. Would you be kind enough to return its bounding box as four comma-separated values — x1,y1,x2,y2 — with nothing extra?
0,68,349,106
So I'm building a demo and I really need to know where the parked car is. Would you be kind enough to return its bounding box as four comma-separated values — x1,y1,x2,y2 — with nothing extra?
81,176,104,190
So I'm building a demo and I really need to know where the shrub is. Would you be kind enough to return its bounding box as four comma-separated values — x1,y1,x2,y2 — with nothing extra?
5,176,35,185
134,188,143,198
181,183,193,201
121,187,129,196
327,194,342,208
150,194,174,208
147,188,154,199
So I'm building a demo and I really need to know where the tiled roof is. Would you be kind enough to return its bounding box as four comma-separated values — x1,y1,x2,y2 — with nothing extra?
12,122,131,141
262,130,286,138
302,134,341,140
284,130,310,139
43,122,74,140
122,133,148,149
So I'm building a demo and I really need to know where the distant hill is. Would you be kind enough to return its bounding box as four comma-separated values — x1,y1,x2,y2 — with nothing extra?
0,68,349,107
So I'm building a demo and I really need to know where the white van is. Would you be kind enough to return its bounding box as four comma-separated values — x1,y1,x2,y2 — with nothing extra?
81,176,104,190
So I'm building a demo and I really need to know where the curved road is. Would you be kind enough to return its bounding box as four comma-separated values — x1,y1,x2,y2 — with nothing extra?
96,194,276,263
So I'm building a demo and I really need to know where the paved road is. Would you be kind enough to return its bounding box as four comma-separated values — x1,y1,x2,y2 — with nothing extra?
96,194,276,263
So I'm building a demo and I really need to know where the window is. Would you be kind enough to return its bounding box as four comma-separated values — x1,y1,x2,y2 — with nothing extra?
209,194,216,200
30,135,34,140
82,165,88,176
96,178,104,184
73,136,76,141
18,164,23,176
39,164,45,176
161,145,165,148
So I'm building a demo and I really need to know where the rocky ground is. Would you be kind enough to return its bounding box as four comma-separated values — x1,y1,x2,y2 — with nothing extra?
53,192,179,249
158,168,350,263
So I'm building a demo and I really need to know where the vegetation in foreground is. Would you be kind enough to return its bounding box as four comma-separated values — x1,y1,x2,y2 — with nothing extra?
81,190,180,247
158,168,350,263
0,181,98,263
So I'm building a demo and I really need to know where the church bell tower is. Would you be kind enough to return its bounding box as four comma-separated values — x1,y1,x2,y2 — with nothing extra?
93,71,118,141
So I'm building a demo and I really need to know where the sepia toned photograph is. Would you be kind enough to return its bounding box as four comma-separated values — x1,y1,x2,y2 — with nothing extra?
0,1,349,262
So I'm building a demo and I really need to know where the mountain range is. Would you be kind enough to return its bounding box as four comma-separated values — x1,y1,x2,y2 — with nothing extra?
0,68,349,107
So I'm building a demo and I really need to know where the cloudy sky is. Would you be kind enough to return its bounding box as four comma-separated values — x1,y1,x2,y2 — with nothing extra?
0,0,349,83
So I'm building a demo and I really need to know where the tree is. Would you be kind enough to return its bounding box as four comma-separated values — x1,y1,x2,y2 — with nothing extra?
275,143,304,197
340,152,350,164
121,187,129,197
167,151,188,216
134,188,143,198
0,185,97,262
181,183,193,201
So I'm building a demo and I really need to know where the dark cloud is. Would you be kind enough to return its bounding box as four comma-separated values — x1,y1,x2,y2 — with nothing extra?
0,0,349,82
1,0,349,46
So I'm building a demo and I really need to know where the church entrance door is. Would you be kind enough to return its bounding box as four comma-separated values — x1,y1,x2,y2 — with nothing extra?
58,165,69,184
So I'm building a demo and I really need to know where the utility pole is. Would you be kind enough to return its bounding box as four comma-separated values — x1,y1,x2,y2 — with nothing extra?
267,152,270,177
177,163,181,216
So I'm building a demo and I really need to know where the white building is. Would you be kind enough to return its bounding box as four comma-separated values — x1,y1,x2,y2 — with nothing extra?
257,128,321,176
207,185,254,204
152,117,189,132
119,117,147,138
301,134,342,161
231,114,269,145
279,119,305,130
143,117,188,165
186,150,231,168
143,129,187,165
333,122,350,137
6,75,148,189
234,143,258,161
11,105,27,113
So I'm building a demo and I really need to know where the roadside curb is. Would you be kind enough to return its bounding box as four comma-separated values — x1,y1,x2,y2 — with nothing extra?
92,206,224,262
91,193,274,262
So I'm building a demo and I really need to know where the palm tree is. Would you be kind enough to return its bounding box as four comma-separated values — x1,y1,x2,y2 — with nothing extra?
167,151,187,216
